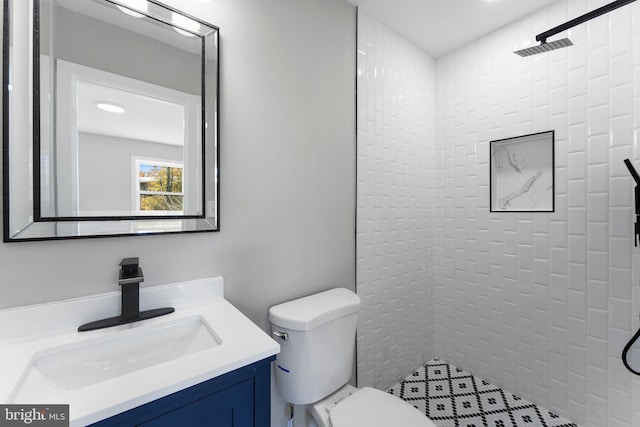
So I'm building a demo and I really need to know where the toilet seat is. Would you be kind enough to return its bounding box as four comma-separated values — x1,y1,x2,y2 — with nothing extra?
328,387,437,427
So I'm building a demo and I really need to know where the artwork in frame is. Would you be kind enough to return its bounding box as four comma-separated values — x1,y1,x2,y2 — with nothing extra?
490,130,555,212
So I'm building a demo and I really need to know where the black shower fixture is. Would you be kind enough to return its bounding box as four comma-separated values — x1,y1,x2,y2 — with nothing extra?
624,159,640,246
622,159,640,376
514,0,637,57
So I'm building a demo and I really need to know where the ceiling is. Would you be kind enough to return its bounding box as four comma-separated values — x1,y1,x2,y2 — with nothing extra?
77,81,185,146
346,0,563,58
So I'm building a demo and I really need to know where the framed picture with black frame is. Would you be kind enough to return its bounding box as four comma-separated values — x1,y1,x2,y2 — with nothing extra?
490,130,555,212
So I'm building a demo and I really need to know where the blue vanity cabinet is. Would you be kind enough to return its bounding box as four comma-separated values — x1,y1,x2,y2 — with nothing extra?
90,357,275,427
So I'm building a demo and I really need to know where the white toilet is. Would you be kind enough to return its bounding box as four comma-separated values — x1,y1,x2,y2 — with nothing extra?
269,288,437,427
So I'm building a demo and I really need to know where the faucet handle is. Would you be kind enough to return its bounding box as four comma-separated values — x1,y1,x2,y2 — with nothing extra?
120,257,139,274
119,257,143,284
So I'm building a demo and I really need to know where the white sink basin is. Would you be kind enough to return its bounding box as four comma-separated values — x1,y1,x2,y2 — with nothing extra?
10,315,221,403
0,277,280,426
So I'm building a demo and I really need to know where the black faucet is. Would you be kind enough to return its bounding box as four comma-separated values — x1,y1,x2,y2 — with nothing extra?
78,258,174,332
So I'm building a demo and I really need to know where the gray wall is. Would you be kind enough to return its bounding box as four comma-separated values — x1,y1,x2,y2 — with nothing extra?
47,2,201,95
78,132,183,213
1,1,356,425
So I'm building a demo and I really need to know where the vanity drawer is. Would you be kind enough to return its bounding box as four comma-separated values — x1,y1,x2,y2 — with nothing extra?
140,379,253,427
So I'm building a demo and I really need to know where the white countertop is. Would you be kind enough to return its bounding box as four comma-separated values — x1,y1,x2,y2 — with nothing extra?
0,277,280,426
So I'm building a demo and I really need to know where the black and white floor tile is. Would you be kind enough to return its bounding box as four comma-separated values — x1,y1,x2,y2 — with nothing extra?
388,359,577,427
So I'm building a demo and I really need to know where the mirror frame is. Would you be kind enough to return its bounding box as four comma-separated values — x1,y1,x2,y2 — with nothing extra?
2,0,220,242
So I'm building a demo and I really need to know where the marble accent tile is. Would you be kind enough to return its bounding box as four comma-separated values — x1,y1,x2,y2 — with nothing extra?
490,132,554,211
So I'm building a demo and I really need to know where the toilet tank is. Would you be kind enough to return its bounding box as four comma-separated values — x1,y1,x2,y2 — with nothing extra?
269,288,361,405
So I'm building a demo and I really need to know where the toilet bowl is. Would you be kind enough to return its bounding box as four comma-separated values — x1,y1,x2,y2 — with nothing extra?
269,288,436,427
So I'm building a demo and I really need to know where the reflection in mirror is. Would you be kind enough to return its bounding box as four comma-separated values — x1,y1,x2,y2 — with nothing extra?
3,0,219,241
622,321,640,375
43,59,201,218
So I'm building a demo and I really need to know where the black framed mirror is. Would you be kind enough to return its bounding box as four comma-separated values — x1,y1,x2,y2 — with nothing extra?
3,0,219,241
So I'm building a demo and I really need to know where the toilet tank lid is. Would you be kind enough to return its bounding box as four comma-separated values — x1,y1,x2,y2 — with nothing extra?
269,288,361,331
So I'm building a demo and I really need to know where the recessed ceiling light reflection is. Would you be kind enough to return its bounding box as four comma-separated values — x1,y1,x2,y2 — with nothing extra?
172,12,200,37
115,0,149,18
96,102,125,114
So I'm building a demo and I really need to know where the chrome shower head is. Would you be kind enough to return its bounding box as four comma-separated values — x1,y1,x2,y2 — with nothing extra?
514,38,573,57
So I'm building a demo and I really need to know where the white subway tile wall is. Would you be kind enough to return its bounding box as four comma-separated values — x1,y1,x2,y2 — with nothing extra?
357,1,640,426
356,10,436,390
435,1,640,426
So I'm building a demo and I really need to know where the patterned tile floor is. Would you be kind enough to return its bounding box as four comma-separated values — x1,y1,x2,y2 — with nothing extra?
388,359,578,427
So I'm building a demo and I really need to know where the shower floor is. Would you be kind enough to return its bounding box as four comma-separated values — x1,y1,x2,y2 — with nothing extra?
387,359,577,427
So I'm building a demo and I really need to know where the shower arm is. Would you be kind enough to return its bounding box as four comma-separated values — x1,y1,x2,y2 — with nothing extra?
536,0,636,44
